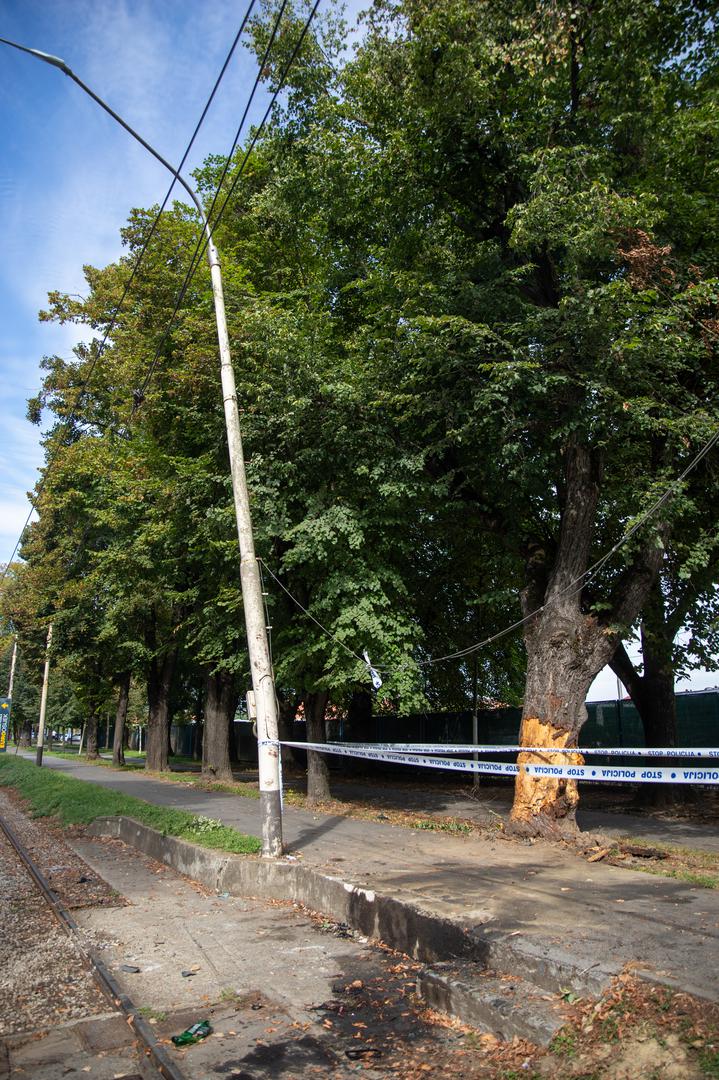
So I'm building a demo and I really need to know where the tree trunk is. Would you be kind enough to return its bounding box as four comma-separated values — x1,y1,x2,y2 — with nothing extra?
18,720,32,748
192,719,203,761
610,578,686,808
202,670,236,783
112,673,130,767
145,650,177,772
508,442,666,837
305,691,330,805
228,708,240,765
85,705,99,760
344,690,373,775
192,686,203,761
510,624,602,838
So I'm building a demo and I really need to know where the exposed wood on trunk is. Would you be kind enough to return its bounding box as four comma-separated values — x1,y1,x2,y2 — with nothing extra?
112,672,130,767
305,691,330,805
202,669,237,783
510,716,583,838
509,441,667,837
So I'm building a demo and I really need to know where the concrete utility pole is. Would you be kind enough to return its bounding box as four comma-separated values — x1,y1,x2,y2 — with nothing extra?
7,636,18,700
2,37,283,853
35,624,53,767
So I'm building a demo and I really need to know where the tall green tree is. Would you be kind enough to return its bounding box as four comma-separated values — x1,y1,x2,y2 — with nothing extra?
243,0,719,834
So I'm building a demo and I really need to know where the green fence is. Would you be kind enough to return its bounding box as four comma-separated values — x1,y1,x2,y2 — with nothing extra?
369,689,719,749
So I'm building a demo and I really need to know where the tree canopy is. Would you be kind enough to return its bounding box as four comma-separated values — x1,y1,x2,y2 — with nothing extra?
9,0,719,832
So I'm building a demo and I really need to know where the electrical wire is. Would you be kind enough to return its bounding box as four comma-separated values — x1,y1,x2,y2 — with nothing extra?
133,0,320,406
260,421,719,676
259,558,367,667
0,2,257,583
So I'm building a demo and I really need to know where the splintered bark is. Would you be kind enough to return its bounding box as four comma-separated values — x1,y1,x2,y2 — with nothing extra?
305,691,330,805
112,673,130,767
202,669,236,783
145,650,177,772
509,442,666,837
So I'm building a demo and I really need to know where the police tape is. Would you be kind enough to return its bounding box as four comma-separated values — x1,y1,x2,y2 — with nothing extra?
274,740,719,784
311,742,719,759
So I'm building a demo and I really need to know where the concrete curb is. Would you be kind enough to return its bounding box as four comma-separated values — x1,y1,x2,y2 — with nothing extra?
88,816,484,965
87,815,602,1041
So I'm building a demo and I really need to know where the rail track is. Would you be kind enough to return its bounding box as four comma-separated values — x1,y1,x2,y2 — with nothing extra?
0,811,187,1080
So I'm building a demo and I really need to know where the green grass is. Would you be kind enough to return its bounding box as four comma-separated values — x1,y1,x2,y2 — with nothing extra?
410,818,472,833
0,756,261,855
38,747,260,797
700,1049,719,1077
549,1028,578,1057
137,1006,168,1022
627,862,719,890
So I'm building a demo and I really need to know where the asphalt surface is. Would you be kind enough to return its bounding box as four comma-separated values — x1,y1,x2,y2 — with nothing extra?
15,752,719,1004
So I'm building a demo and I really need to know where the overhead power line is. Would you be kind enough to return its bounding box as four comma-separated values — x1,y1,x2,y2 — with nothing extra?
261,421,719,677
0,3,257,583
134,0,322,405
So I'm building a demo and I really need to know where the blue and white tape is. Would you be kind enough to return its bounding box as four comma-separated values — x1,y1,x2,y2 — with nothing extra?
274,739,719,784
316,742,719,759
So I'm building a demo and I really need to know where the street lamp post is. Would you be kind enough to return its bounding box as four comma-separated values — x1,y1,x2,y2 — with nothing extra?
2,37,283,855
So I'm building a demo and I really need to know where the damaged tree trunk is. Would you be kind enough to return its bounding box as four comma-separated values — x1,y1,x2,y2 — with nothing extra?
509,442,666,838
202,669,237,783
112,672,130,767
305,690,330,805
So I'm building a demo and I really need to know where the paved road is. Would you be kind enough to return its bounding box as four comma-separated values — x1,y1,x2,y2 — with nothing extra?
15,751,719,1003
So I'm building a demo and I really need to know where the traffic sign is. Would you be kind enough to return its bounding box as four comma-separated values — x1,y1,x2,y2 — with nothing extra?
0,698,10,752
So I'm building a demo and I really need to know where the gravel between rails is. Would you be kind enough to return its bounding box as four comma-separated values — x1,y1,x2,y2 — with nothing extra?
0,789,117,1037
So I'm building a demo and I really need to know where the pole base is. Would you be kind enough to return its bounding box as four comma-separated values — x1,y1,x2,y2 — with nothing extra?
260,788,283,858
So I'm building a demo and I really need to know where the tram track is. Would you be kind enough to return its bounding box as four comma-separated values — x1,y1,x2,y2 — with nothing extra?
0,810,187,1080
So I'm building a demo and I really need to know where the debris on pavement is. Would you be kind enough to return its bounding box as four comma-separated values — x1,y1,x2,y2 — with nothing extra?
171,1019,212,1047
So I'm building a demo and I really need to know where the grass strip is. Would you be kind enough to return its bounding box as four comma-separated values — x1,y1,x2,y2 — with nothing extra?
0,756,260,855
39,749,261,798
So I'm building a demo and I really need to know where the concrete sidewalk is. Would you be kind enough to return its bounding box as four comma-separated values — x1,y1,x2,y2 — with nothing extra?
17,752,719,1007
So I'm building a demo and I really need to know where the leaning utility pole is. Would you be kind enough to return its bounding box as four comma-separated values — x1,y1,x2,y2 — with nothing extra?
1,37,283,853
35,624,53,767
7,636,18,700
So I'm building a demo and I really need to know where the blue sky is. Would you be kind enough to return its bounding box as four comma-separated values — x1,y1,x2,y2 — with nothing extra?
0,0,280,561
0,0,715,701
